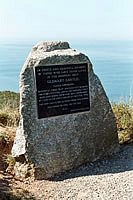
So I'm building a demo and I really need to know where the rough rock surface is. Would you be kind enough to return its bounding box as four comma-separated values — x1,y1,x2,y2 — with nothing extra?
12,41,119,179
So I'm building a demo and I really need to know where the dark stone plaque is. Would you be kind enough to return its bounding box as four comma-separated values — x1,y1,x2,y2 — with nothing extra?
35,63,90,119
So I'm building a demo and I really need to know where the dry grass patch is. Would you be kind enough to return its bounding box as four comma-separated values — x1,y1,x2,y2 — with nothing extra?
0,91,19,170
112,101,133,144
0,189,36,200
0,91,20,127
0,128,16,170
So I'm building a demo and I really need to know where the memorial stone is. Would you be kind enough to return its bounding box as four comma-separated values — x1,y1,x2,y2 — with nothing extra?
12,41,119,179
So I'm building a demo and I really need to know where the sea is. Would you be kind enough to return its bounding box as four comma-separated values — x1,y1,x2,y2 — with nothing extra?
0,40,133,103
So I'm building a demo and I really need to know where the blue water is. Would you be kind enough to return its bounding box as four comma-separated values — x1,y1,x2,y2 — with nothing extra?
0,40,133,102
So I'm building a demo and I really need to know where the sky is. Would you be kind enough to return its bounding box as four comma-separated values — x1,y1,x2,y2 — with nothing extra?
0,0,133,42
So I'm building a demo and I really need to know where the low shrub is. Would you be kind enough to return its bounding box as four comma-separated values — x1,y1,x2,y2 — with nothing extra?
0,132,10,144
0,91,20,109
0,110,20,127
0,113,10,126
0,91,20,126
0,190,36,200
112,101,133,144
3,154,16,172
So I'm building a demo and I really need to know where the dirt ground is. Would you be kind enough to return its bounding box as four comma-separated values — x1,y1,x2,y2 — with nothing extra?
0,170,56,200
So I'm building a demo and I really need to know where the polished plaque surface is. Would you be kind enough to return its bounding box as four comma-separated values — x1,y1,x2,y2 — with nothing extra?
35,63,90,119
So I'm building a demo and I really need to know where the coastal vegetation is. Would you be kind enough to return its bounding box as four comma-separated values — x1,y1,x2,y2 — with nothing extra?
0,91,20,127
0,189,36,200
112,101,133,144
